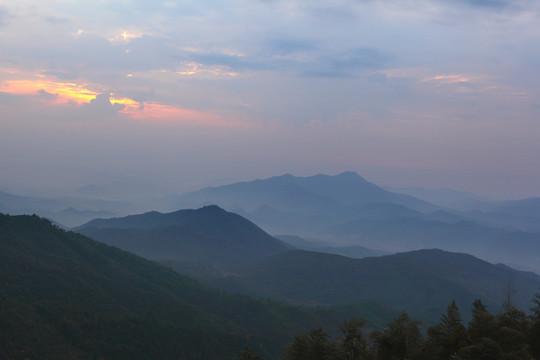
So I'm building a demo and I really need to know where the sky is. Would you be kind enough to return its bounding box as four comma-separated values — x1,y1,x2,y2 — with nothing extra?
1,0,540,200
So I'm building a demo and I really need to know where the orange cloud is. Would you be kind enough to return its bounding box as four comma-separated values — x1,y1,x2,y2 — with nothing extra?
120,102,247,127
422,74,475,84
0,79,99,104
0,77,247,127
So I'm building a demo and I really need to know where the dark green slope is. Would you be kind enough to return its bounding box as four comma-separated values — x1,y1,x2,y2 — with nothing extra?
0,214,393,359
209,249,540,323
76,205,292,265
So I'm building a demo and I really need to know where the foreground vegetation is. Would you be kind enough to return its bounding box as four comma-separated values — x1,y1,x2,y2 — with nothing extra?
277,297,540,360
3,213,540,359
0,214,393,359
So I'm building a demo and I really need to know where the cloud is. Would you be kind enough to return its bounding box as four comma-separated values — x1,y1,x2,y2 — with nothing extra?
42,15,70,24
189,52,270,72
451,0,512,8
80,93,125,120
264,37,317,55
0,6,11,27
304,47,394,77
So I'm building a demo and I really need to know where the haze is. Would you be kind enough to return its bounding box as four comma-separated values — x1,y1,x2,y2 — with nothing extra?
1,0,540,199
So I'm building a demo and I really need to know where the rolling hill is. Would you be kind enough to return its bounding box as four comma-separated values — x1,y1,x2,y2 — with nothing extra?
207,249,540,324
323,216,540,273
0,213,396,359
76,205,292,265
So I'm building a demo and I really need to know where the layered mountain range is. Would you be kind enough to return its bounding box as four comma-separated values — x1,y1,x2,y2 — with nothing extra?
170,172,540,273
4,171,540,357
74,204,540,325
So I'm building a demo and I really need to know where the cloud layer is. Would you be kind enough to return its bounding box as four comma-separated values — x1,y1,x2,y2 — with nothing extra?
1,0,540,198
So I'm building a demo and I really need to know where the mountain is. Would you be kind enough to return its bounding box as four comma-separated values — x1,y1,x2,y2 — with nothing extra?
275,234,385,259
383,186,488,208
175,172,440,235
0,213,396,359
0,189,129,227
442,197,540,233
76,205,292,265
208,249,540,323
322,216,540,273
51,207,117,228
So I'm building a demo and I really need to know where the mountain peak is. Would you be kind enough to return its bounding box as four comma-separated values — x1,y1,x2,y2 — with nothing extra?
335,171,361,178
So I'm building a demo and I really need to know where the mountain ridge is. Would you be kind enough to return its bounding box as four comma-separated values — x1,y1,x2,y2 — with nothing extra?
76,205,292,265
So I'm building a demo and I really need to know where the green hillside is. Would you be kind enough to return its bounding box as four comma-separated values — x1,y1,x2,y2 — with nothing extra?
0,213,394,359
208,249,540,323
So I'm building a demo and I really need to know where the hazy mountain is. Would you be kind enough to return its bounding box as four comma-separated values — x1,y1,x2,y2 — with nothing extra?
291,172,438,212
49,207,117,228
76,205,292,265
439,197,540,232
175,172,441,235
178,172,439,213
276,234,385,259
0,190,129,227
323,216,540,273
491,197,540,218
209,249,540,323
384,186,488,208
0,213,396,359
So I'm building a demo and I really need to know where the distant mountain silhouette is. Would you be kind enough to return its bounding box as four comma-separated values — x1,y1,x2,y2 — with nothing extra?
275,234,385,259
323,216,540,273
76,205,292,265
179,172,438,212
384,186,488,207
1,213,398,359
175,172,440,235
0,190,127,227
447,197,540,232
209,249,540,323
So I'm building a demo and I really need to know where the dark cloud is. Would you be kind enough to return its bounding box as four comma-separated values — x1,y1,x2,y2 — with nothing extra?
115,89,155,103
42,15,70,24
441,0,531,10
81,93,124,120
455,0,510,8
43,70,80,80
265,37,317,55
305,4,359,21
303,47,394,78
189,52,274,71
37,89,59,101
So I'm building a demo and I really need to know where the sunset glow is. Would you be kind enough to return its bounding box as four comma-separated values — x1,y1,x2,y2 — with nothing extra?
1,0,539,199
0,79,99,104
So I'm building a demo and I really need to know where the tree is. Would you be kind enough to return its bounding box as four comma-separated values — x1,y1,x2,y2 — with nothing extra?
337,317,368,360
529,291,540,359
371,311,423,360
467,299,496,343
237,346,262,360
283,328,335,360
427,300,467,359
496,300,529,359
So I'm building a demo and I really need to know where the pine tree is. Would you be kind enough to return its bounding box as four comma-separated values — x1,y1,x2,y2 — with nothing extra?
427,300,466,359
338,317,368,360
237,346,262,360
529,291,540,359
283,328,335,360
371,311,422,360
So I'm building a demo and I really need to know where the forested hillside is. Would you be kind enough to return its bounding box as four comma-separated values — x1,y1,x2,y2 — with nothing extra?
0,213,393,359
